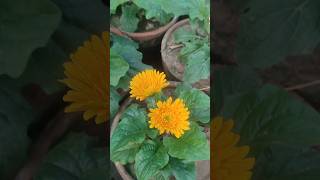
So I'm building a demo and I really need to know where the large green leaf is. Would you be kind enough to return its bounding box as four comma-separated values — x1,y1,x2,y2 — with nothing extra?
221,85,320,148
120,4,140,32
161,158,195,180
110,0,129,13
0,0,61,77
183,43,210,83
188,0,210,22
163,122,209,161
252,145,320,180
213,66,262,114
110,87,121,118
16,40,66,94
135,140,169,180
175,84,210,123
0,76,34,179
159,0,191,17
110,50,129,86
111,35,151,73
16,0,108,94
34,133,108,180
133,0,172,24
236,0,320,68
220,85,320,179
111,104,154,164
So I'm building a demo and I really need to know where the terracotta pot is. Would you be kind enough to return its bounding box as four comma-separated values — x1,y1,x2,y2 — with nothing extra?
110,81,210,180
161,19,210,93
110,17,178,47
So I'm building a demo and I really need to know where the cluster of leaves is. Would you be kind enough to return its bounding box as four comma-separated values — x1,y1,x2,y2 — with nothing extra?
110,0,174,32
167,0,210,84
214,0,320,179
111,84,210,180
0,0,108,179
110,34,151,118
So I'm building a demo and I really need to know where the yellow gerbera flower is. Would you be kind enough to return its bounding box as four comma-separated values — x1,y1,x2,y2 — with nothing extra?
61,32,108,124
148,97,190,138
129,69,169,101
212,117,255,180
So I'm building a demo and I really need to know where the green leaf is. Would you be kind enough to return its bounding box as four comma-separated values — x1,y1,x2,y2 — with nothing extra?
175,84,210,123
221,84,320,148
161,158,195,180
163,122,209,161
17,0,108,94
135,140,169,180
111,33,139,49
120,4,140,32
252,145,320,180
110,87,121,118
0,76,34,180
188,0,210,22
220,85,320,179
52,0,108,34
133,0,172,24
111,0,129,13
159,0,190,17
173,27,197,43
111,104,153,164
0,0,61,77
183,43,210,83
34,133,108,180
16,40,66,94
112,37,151,73
236,0,320,68
110,50,129,86
213,66,262,114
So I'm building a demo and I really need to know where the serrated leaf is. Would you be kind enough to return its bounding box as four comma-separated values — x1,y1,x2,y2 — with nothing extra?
120,4,140,32
17,0,108,94
173,27,196,43
252,145,320,180
0,76,34,180
237,0,320,68
175,84,210,123
111,34,139,49
188,0,210,22
163,122,209,161
110,50,129,86
183,43,210,83
161,158,195,180
135,141,169,180
133,0,172,24
34,133,108,180
112,39,151,73
110,0,129,13
159,0,190,17
110,87,121,118
220,84,320,179
213,66,262,114
111,104,153,164
0,0,61,77
221,85,320,148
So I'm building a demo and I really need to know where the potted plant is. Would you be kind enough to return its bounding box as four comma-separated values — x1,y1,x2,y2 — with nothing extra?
160,0,210,92
110,69,210,180
110,0,178,47
110,33,152,119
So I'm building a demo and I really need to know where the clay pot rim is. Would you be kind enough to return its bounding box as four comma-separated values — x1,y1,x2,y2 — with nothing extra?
161,19,210,93
160,18,190,81
110,17,178,41
110,80,209,180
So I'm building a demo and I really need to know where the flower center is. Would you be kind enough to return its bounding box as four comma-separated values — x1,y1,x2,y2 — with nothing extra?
164,115,171,122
